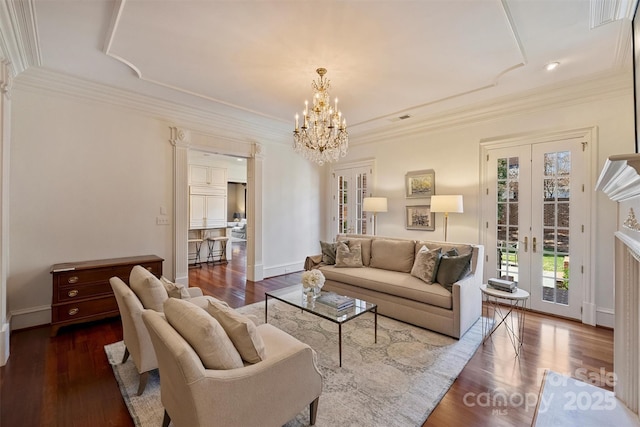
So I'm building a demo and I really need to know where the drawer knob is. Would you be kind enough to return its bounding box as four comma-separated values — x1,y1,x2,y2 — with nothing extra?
67,276,79,284
68,308,79,316
68,290,79,297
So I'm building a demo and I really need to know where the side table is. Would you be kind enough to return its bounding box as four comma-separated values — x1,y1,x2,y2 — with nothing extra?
480,284,529,357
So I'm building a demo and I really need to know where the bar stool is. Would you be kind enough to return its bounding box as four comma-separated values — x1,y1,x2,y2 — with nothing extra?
206,236,229,264
188,238,203,268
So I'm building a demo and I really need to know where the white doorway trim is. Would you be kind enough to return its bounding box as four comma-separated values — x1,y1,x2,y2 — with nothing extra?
169,127,263,284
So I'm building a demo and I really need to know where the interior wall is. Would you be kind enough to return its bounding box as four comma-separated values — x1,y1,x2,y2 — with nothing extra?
7,84,324,329
262,142,322,277
340,91,633,327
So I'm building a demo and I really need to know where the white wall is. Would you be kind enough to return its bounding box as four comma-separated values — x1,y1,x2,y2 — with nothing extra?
340,90,633,327
7,85,323,329
8,87,176,328
262,142,322,277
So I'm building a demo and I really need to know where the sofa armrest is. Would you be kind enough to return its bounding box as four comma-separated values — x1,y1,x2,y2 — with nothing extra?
452,273,482,339
304,255,324,271
187,287,204,298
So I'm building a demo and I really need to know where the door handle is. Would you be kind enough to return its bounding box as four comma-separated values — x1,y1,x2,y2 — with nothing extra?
533,237,537,253
523,236,528,252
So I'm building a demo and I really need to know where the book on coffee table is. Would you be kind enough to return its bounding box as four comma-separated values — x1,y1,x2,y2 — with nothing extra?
316,292,354,310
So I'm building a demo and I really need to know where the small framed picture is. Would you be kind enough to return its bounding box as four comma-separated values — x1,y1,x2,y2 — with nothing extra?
405,169,435,198
406,205,435,231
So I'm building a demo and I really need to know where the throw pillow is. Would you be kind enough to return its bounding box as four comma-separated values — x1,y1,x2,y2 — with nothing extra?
164,298,243,370
320,241,338,265
410,245,442,284
129,265,168,312
335,241,364,268
160,276,191,299
370,239,416,273
206,300,266,364
436,252,473,292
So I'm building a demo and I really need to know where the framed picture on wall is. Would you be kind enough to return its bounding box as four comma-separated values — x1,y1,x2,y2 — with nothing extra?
405,169,435,198
406,205,435,231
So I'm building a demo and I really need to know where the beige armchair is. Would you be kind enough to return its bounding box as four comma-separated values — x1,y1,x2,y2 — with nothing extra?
142,309,323,427
109,266,209,395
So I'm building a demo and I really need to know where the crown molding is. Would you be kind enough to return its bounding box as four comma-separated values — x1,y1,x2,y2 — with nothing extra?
351,70,632,145
14,67,291,145
0,0,41,75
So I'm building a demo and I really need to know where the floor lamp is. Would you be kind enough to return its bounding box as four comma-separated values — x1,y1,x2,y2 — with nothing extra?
430,195,463,242
363,197,388,235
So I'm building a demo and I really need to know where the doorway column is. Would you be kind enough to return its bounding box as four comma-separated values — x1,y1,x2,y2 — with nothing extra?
0,59,12,365
170,127,190,284
247,143,264,281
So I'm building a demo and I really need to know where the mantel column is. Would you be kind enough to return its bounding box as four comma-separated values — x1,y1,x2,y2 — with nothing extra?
170,127,190,285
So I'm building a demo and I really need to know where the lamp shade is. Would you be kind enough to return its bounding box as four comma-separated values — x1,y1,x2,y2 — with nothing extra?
430,195,463,213
363,197,388,213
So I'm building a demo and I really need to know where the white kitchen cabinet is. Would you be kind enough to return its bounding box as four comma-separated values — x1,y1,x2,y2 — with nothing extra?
189,164,227,187
189,186,227,229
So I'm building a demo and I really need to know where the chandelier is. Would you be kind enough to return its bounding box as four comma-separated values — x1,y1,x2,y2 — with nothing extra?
293,68,348,165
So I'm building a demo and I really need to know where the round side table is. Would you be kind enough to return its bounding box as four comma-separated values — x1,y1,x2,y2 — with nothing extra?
480,284,530,357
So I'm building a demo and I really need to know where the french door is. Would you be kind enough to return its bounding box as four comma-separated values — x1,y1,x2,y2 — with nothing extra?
484,137,587,320
331,161,374,236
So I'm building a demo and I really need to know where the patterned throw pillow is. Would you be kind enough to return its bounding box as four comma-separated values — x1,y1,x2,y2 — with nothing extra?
335,241,364,268
410,245,442,284
320,241,339,265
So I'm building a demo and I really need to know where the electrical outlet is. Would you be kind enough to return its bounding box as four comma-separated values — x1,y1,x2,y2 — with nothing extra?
156,216,170,225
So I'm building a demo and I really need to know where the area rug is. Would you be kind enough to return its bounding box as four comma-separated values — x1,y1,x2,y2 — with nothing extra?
105,299,485,427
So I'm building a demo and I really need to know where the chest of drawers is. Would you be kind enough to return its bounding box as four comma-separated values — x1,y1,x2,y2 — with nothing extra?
51,255,163,335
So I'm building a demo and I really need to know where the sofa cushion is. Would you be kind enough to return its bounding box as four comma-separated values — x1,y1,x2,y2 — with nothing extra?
164,298,244,370
335,241,363,268
411,245,442,284
436,252,473,292
160,276,191,299
320,241,338,265
370,238,416,273
206,300,266,364
130,265,168,312
320,265,453,309
337,235,372,266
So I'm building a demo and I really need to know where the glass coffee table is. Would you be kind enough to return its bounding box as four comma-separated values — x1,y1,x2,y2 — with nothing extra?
265,285,377,367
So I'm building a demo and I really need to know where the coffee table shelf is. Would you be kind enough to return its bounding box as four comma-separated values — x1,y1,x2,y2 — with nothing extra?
265,285,377,367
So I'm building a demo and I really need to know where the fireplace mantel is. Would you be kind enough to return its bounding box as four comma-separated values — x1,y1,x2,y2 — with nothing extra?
596,153,640,202
597,153,640,417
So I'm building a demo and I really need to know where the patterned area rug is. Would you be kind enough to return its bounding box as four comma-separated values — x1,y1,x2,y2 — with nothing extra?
105,299,484,427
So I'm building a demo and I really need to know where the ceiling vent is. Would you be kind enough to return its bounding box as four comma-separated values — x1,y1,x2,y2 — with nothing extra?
389,114,412,122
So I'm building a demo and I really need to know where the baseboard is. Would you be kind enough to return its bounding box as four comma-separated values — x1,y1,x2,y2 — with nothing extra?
262,262,304,279
0,320,9,366
10,305,51,331
582,302,597,326
596,307,614,328
175,275,189,286
247,263,264,282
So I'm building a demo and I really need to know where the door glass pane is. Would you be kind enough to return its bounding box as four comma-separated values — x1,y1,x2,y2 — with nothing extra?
540,150,571,305
496,156,519,282
355,173,368,234
338,176,348,233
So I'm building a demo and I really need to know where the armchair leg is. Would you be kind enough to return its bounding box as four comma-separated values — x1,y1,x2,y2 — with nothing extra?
162,409,171,427
309,397,319,425
137,372,149,396
121,347,130,364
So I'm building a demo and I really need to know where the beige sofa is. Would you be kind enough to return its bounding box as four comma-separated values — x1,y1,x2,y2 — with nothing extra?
306,234,484,339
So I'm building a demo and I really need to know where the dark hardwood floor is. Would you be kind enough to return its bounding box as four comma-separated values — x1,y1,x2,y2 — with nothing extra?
0,240,614,426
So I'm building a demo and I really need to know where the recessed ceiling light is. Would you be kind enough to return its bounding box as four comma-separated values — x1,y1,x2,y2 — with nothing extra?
545,62,560,71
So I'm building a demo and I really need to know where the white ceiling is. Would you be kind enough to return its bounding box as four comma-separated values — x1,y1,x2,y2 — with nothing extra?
17,0,639,141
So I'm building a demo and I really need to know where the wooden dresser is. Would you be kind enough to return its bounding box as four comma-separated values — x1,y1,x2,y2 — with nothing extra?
51,255,164,335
